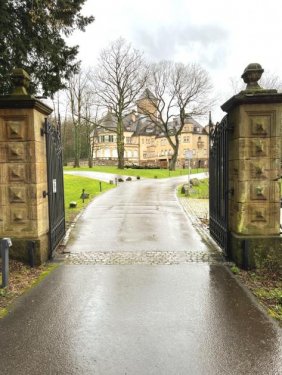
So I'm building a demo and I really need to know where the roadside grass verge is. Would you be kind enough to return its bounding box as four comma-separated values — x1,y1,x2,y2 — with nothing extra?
177,178,282,324
64,174,115,225
64,165,207,179
177,178,209,198
235,268,282,325
0,261,59,318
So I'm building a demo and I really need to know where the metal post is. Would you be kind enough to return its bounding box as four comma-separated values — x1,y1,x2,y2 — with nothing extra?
242,239,250,270
1,238,12,288
28,241,35,268
187,158,191,194
99,181,102,192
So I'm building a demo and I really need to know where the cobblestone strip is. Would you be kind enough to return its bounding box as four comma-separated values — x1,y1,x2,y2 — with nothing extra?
179,198,209,226
64,250,224,265
179,197,223,254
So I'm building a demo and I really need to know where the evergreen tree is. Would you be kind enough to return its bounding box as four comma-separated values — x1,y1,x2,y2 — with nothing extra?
0,0,94,96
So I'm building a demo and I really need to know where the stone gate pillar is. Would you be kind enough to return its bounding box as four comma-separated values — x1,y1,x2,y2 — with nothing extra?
222,63,282,268
0,69,52,265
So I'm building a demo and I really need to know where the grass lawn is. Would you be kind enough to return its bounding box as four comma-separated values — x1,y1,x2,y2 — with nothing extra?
64,174,115,225
64,165,208,179
177,178,209,198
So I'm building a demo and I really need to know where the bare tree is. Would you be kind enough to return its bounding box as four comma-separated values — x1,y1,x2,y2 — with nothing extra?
93,38,148,169
67,69,91,167
142,61,213,170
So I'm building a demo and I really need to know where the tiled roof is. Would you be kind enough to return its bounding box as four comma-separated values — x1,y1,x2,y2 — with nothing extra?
97,109,205,137
137,89,158,101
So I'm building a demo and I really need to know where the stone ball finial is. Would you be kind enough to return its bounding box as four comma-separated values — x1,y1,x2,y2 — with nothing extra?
241,63,264,90
10,68,30,95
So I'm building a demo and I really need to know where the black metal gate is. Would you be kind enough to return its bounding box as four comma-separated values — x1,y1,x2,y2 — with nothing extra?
209,115,230,256
45,119,65,257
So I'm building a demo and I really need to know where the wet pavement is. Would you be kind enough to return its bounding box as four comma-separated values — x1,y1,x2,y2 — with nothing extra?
0,173,281,374
66,174,210,253
0,264,281,375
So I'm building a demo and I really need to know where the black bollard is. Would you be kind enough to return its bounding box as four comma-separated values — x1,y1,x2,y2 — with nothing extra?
28,241,36,268
1,238,12,288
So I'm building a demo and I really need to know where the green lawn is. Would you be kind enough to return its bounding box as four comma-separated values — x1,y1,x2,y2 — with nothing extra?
178,178,209,199
64,174,115,224
64,165,208,179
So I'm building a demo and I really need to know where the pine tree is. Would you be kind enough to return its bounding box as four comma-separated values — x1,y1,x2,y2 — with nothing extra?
0,0,94,96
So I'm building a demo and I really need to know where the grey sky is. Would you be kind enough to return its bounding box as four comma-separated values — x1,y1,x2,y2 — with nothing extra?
133,23,228,67
69,0,282,122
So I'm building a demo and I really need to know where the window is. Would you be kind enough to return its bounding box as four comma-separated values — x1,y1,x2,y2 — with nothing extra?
183,136,189,143
109,135,114,142
197,136,204,149
126,137,131,144
100,135,105,143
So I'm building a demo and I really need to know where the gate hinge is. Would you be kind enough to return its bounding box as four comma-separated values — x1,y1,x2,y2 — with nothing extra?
225,188,234,196
227,123,235,132
40,127,47,136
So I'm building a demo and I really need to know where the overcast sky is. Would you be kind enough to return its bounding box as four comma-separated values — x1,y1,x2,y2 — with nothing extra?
69,0,282,123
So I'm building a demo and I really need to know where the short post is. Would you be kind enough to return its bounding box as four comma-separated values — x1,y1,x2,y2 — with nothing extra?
1,238,12,288
28,241,36,268
99,181,102,192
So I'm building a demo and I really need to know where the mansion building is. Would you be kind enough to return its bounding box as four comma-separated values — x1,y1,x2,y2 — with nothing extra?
91,91,209,168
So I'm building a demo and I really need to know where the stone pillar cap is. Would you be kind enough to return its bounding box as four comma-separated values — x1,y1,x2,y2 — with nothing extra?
11,68,31,95
241,63,264,91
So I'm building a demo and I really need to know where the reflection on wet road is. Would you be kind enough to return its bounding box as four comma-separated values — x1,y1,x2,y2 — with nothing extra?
0,264,281,374
67,176,210,252
0,174,281,374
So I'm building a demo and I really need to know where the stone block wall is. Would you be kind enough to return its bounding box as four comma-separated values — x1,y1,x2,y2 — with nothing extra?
228,103,282,237
0,106,51,264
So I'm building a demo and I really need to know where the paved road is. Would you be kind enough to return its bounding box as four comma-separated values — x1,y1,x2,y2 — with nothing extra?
0,173,281,375
66,173,209,252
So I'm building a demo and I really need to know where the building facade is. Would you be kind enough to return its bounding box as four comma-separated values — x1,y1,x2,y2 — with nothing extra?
91,93,209,168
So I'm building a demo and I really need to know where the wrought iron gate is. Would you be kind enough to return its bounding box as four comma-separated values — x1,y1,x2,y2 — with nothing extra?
209,115,230,256
45,119,65,257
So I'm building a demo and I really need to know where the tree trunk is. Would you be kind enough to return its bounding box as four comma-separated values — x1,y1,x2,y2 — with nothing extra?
73,124,80,167
88,138,93,168
169,143,178,171
117,118,124,169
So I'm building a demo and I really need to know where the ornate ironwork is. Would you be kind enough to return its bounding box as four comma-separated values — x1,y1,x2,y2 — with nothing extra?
209,115,230,256
45,118,65,257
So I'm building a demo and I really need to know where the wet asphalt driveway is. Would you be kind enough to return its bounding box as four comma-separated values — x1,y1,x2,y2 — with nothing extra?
0,174,281,375
66,174,209,253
